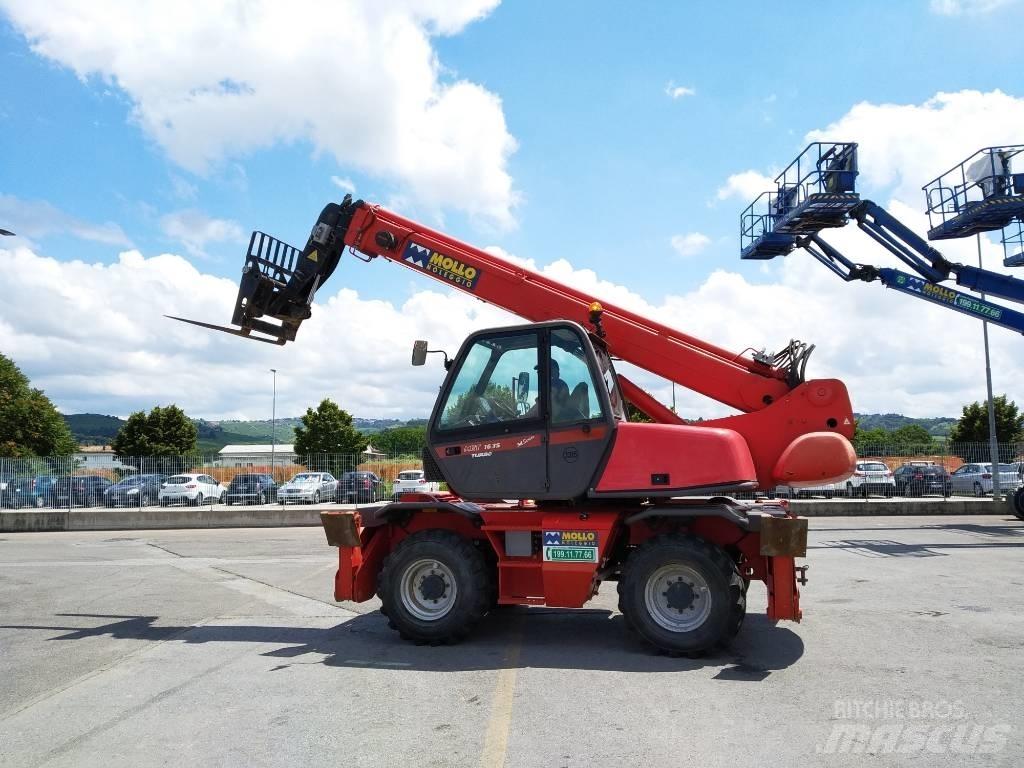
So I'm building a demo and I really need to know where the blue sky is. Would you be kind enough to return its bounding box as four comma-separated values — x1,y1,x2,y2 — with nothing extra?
1,0,1023,420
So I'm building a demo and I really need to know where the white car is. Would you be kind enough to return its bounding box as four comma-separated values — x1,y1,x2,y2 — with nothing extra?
159,473,227,506
277,472,337,504
842,461,896,498
949,463,1022,496
391,469,441,500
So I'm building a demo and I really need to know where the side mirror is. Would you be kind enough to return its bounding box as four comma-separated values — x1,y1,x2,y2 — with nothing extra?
516,371,530,402
411,340,428,366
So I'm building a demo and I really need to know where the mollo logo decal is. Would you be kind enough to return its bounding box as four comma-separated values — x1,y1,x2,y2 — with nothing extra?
402,242,482,290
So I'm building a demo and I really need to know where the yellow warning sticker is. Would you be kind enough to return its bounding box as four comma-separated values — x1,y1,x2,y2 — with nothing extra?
307,249,318,262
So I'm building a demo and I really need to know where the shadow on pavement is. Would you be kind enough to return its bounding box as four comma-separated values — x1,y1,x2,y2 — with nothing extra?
1,608,803,678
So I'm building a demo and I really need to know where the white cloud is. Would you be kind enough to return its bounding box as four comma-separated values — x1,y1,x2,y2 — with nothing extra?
670,232,711,257
715,170,775,201
0,0,517,228
0,195,133,247
331,176,356,195
4,227,1020,424
930,0,1015,14
665,81,696,100
159,209,245,259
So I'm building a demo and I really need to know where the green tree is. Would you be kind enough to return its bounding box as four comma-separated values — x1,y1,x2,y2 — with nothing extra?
0,353,77,458
294,399,367,473
949,396,1024,461
373,426,427,456
890,424,934,446
112,405,198,472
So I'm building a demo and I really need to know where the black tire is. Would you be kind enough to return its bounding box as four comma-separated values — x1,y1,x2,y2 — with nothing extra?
257,491,266,505
86,493,99,508
846,483,855,498
312,491,320,505
973,482,984,498
1012,487,1024,521
377,529,491,645
618,534,745,655
194,493,204,507
219,492,226,504
160,499,168,507
33,495,44,508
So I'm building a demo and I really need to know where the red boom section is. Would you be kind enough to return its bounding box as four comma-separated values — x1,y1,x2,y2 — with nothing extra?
343,205,791,413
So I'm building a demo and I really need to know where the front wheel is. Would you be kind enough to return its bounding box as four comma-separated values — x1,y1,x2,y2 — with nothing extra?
378,530,491,644
312,491,320,505
34,495,45,508
1012,487,1024,521
618,534,745,655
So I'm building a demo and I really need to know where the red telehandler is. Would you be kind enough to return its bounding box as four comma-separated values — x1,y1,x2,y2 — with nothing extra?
173,195,856,653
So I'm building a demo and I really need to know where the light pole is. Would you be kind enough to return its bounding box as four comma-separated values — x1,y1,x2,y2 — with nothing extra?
270,368,277,482
976,236,1002,501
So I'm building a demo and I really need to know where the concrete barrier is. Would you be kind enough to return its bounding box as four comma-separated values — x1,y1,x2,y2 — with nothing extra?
0,498,1014,532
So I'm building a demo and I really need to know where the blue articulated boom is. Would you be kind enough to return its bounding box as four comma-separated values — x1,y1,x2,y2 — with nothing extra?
799,234,1024,335
740,142,1024,335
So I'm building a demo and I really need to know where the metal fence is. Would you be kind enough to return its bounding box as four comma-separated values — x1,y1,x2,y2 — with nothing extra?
0,442,1021,511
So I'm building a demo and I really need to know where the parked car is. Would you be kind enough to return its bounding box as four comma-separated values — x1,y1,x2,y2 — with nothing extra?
53,475,113,507
277,472,337,504
843,461,896,497
774,480,843,499
949,463,1021,496
2,475,58,508
225,473,278,505
159,474,226,506
104,474,166,507
391,469,441,500
338,471,385,503
893,462,951,497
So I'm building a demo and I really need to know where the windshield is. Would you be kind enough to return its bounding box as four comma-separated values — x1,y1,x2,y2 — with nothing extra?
861,463,888,471
398,472,421,480
166,476,190,484
291,474,318,482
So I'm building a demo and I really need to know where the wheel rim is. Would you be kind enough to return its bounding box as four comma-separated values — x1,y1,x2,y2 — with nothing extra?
399,558,458,621
974,483,983,497
644,563,713,633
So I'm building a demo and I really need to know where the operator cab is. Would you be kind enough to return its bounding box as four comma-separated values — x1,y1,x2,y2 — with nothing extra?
421,321,623,501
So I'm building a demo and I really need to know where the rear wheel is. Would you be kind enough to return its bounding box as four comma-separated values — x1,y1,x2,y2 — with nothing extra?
378,530,491,645
618,534,745,655
257,491,266,505
973,482,984,497
194,493,204,507
85,493,99,508
33,495,44,508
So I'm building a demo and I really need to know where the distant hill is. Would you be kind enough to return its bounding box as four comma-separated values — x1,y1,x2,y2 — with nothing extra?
853,413,957,438
63,413,125,444
65,413,428,454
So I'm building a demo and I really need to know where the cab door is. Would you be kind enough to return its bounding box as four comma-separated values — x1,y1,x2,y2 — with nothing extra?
429,328,547,500
545,326,616,498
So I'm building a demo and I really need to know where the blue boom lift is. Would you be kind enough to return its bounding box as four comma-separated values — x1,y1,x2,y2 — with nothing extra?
739,142,1024,336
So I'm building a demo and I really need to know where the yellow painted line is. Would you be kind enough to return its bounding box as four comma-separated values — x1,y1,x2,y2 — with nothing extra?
479,627,522,768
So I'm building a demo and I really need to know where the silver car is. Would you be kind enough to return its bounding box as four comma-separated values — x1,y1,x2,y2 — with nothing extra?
277,472,337,504
949,463,1021,496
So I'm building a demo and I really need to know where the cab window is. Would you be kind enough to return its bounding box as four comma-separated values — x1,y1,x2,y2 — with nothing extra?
438,331,540,431
549,328,605,424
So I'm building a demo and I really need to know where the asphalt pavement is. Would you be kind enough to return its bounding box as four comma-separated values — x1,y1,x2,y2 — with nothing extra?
1,515,1022,767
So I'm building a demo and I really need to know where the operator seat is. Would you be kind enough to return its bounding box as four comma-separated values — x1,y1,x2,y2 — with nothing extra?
569,382,589,419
